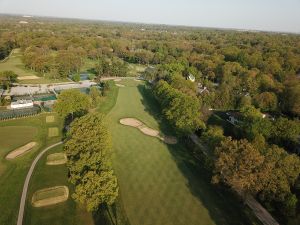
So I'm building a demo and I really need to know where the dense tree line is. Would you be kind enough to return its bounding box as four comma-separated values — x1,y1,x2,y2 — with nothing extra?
153,79,204,134
212,137,300,218
64,113,118,212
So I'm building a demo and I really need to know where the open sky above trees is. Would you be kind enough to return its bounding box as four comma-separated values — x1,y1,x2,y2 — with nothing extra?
0,0,299,33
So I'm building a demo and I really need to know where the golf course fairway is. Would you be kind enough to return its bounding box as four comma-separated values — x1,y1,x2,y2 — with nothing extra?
107,79,252,225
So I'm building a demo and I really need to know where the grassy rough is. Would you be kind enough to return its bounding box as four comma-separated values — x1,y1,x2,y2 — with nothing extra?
25,145,93,225
0,113,63,225
108,80,255,225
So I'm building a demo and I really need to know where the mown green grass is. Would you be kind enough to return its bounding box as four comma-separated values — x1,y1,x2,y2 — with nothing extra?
108,81,256,225
97,81,119,115
24,145,93,225
128,63,146,76
0,49,39,77
0,113,63,225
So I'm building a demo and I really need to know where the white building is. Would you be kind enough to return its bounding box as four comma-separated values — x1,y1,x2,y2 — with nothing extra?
10,100,34,109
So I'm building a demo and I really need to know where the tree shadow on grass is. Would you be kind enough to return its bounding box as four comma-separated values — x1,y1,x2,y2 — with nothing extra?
137,84,256,225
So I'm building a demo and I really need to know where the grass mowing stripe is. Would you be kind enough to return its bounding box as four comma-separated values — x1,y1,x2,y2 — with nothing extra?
107,81,256,225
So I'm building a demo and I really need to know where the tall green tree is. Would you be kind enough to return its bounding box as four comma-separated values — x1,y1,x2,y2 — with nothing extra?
65,113,118,212
53,89,91,119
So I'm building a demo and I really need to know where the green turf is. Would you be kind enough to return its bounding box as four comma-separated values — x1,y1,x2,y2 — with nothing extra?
47,153,66,162
0,126,38,160
107,81,255,225
97,81,119,115
128,63,146,76
0,113,63,225
24,145,93,225
0,49,39,77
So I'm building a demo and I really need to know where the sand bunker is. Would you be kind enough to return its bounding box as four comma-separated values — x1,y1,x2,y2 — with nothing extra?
6,142,37,160
134,79,142,82
116,84,125,87
46,153,67,165
18,75,39,80
120,118,177,144
114,78,122,82
32,186,69,207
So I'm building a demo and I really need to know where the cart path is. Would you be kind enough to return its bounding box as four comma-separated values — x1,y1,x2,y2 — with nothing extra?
17,141,63,225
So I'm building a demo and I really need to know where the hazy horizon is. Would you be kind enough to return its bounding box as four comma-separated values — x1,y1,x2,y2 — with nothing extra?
0,0,299,33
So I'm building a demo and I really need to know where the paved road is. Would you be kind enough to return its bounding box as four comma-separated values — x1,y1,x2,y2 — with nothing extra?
17,141,63,225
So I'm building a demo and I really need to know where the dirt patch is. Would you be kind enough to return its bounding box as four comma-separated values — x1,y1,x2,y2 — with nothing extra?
18,75,39,80
6,142,37,159
32,186,69,207
46,153,67,165
46,115,55,123
116,84,125,87
120,118,177,144
48,127,59,137
114,78,122,82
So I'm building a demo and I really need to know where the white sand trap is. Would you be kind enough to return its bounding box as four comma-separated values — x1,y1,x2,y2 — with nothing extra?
46,153,67,165
120,118,177,144
46,115,55,123
6,142,37,160
18,75,39,80
32,186,69,207
114,78,122,82
116,84,125,87
134,79,142,82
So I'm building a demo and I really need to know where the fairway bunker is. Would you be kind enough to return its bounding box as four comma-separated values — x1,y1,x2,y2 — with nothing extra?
114,78,122,82
6,142,37,160
116,84,125,87
46,153,67,165
32,186,69,207
120,118,177,144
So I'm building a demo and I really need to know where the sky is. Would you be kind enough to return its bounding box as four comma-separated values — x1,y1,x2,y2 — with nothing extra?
0,0,299,33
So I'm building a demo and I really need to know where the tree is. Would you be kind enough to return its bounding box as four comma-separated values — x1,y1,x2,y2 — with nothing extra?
0,71,18,89
72,171,118,212
53,89,91,119
283,84,300,116
89,86,101,105
240,106,274,141
65,113,118,211
154,80,205,134
212,138,266,194
200,126,225,150
272,117,300,151
253,92,277,111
